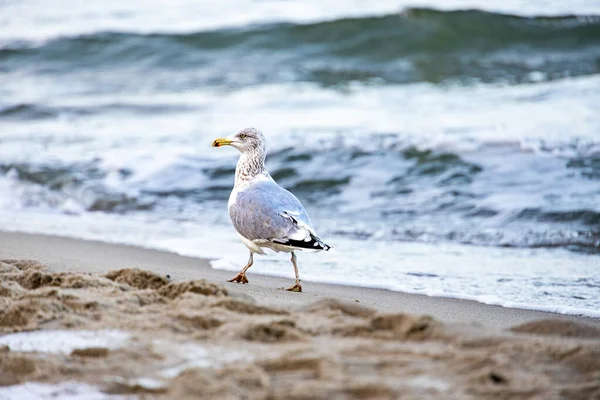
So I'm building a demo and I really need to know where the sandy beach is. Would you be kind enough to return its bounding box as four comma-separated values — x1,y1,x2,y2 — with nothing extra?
1,231,599,399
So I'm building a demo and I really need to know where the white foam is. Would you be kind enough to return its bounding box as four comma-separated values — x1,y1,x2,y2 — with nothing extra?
210,236,600,319
0,330,131,355
1,76,598,175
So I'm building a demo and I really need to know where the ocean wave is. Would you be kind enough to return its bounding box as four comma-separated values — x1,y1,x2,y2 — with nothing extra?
515,208,600,226
2,9,600,86
333,226,600,254
0,162,153,213
1,139,599,253
0,102,195,120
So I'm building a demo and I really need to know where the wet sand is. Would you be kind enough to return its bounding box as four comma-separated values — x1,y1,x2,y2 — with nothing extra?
1,231,600,399
1,231,597,328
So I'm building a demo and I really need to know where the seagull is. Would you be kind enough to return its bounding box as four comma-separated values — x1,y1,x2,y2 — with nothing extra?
212,127,330,292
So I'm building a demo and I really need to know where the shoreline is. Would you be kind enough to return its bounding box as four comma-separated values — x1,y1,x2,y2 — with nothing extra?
2,230,600,398
1,230,597,328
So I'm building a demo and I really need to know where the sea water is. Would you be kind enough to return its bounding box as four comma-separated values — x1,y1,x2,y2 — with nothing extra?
1,0,599,316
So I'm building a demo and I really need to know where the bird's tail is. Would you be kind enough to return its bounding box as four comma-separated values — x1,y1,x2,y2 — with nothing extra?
313,235,331,251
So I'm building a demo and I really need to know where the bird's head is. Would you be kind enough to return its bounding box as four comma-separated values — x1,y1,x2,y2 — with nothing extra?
212,127,266,154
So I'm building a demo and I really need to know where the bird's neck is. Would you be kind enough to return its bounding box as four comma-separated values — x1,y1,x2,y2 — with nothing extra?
235,149,268,186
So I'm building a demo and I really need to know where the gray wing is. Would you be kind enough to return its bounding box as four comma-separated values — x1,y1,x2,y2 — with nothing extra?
229,179,315,243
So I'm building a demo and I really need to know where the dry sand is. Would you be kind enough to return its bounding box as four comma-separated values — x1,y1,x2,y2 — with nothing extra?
1,232,600,399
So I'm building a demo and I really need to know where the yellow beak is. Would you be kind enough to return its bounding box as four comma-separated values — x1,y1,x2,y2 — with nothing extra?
212,138,233,147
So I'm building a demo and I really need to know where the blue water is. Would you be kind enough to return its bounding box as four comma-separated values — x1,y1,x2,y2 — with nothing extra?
1,0,599,316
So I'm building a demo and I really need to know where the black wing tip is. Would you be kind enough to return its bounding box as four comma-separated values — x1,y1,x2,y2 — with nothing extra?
313,235,331,251
274,235,331,251
315,235,331,251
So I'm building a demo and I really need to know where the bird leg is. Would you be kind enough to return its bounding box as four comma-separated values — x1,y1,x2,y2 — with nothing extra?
228,252,253,284
285,252,302,292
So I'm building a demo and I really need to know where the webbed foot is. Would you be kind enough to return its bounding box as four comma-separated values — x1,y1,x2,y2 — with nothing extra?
285,282,302,292
227,273,249,284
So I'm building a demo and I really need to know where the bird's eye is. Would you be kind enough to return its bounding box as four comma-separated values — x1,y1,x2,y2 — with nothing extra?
238,133,247,139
